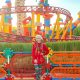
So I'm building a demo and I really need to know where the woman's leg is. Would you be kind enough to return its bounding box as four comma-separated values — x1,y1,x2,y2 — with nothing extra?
34,64,41,80
41,61,46,75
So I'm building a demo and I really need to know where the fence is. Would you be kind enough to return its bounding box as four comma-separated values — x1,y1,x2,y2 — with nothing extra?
0,48,80,79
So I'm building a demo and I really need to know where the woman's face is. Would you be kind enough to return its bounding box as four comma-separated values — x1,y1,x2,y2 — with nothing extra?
36,38,42,43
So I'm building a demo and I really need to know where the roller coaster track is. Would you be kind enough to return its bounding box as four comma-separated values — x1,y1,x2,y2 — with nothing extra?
15,0,26,35
0,6,72,21
0,6,73,42
0,32,80,42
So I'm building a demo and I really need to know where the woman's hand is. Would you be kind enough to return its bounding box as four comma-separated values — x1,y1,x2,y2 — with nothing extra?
34,59,37,64
41,53,44,55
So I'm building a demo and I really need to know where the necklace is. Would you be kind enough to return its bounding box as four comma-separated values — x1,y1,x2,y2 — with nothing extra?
35,43,43,54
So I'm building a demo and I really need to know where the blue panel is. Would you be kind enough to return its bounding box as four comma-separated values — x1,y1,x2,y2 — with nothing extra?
72,24,76,30
68,24,76,32
0,78,5,80
13,52,31,54
48,30,52,35
62,64,73,67
75,78,80,80
44,19,50,26
44,3,49,6
51,64,59,67
5,15,12,19
39,2,49,6
5,0,11,3
76,64,80,67
52,78,59,80
62,78,73,80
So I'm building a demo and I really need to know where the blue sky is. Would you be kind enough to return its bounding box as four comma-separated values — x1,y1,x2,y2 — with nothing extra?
49,0,80,20
0,0,80,26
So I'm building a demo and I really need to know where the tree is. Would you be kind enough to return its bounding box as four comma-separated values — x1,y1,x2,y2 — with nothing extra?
73,26,80,36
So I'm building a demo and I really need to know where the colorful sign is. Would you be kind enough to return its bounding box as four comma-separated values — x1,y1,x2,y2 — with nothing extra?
10,54,35,77
0,55,6,64
50,53,80,64
50,67,80,78
0,68,6,78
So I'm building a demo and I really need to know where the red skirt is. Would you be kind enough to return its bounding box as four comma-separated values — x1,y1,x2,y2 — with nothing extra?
32,53,45,64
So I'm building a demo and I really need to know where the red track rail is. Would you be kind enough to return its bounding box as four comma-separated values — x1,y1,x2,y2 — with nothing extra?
0,6,71,21
0,32,80,42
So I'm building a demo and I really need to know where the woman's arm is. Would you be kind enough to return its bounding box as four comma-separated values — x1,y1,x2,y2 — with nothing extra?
43,43,49,55
32,44,38,64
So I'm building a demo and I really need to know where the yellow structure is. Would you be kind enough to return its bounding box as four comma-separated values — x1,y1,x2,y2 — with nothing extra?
31,12,41,36
32,12,36,37
61,19,72,39
54,14,60,39
0,1,12,34
0,14,4,32
48,48,54,58
0,12,10,33
50,13,73,40
3,24,10,33
37,14,40,23
78,11,80,18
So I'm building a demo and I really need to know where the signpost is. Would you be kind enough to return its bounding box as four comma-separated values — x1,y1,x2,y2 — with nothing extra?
50,67,80,78
50,53,80,64
50,52,80,78
10,54,35,78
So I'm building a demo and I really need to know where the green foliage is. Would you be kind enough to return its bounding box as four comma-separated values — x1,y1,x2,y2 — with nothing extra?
46,41,80,51
0,43,32,52
0,41,80,52
73,26,80,36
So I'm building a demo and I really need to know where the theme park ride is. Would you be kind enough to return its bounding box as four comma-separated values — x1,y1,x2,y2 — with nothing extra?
0,0,80,80
0,0,80,42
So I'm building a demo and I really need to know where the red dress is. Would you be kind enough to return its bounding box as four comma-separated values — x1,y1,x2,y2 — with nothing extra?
6,77,13,80
32,42,49,64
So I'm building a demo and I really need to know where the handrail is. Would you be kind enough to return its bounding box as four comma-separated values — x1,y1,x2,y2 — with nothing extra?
0,51,80,54
52,51,80,53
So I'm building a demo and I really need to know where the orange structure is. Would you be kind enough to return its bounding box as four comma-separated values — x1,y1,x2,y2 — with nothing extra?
50,53,80,64
50,67,80,78
0,68,6,78
23,17,31,36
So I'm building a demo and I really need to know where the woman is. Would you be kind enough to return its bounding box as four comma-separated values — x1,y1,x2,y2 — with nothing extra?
32,35,49,80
